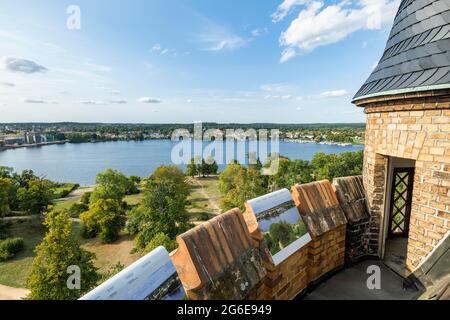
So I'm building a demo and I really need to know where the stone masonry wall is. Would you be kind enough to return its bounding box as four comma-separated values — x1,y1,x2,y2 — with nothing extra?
362,95,450,271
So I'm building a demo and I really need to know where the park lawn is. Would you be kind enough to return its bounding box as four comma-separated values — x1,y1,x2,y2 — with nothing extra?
187,176,222,223
0,218,140,289
124,193,144,206
53,196,81,211
53,192,144,212
0,217,44,288
51,183,79,199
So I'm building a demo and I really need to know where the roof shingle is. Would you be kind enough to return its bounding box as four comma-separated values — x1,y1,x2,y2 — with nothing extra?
354,0,450,101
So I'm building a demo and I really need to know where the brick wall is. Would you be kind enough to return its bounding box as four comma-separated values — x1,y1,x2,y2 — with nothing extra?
357,91,450,271
172,180,348,300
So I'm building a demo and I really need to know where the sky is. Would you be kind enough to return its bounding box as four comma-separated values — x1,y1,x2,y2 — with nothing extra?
0,0,401,124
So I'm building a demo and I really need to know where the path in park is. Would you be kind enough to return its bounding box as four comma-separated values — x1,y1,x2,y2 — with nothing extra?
0,284,29,300
194,178,221,215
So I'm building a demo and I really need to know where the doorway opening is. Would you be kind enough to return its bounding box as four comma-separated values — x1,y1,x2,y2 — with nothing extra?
383,157,416,276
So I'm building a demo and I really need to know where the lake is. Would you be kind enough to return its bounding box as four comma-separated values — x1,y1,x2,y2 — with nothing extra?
0,140,364,186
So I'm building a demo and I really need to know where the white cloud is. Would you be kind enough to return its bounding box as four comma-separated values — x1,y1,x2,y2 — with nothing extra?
151,44,162,52
1,82,15,87
264,94,293,101
251,28,268,37
0,57,48,74
23,98,57,104
81,100,108,105
187,99,193,103
277,0,400,62
321,89,348,98
23,98,46,104
109,99,127,104
272,0,310,22
151,44,179,57
138,97,162,104
296,106,302,111
260,83,296,93
200,35,248,51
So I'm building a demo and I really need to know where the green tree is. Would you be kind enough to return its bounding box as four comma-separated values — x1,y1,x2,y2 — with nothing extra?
311,150,363,181
0,178,12,217
17,178,53,215
268,157,313,190
149,165,190,198
219,164,266,211
80,199,125,243
90,169,129,203
143,232,178,254
27,209,99,300
186,158,198,177
80,192,92,205
127,178,189,252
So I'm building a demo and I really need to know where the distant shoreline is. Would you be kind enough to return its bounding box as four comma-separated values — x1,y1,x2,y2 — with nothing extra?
1,138,364,152
0,140,68,151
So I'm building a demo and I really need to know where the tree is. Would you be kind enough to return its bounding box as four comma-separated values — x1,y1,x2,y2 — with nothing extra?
80,199,125,243
15,170,37,188
90,169,129,203
0,166,14,179
143,232,177,254
205,156,218,176
268,157,313,190
149,165,190,198
219,164,266,211
16,178,53,215
186,158,198,177
27,209,99,300
311,150,363,181
0,178,12,217
80,192,92,205
127,178,189,252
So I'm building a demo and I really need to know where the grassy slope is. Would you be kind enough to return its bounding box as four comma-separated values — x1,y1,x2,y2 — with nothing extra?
186,177,221,223
0,217,141,288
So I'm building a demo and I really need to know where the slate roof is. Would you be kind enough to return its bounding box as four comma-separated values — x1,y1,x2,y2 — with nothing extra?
353,0,450,101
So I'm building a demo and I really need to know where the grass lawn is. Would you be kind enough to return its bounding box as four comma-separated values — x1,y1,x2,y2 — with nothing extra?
0,217,44,288
0,217,141,289
187,176,222,223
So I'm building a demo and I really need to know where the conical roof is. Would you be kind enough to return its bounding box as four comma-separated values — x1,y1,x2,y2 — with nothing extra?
353,0,450,101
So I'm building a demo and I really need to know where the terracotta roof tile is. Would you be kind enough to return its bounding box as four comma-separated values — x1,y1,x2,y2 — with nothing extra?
292,180,348,238
171,208,266,300
333,176,371,223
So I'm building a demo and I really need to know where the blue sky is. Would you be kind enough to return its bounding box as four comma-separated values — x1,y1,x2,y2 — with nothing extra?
0,0,400,123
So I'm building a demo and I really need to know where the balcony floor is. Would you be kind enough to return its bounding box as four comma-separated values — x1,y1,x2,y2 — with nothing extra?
303,260,422,300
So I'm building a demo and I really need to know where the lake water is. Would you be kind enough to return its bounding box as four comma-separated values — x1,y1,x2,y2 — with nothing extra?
0,140,364,186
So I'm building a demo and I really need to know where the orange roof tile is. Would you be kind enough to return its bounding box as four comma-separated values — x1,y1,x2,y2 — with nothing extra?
171,208,266,300
292,180,347,237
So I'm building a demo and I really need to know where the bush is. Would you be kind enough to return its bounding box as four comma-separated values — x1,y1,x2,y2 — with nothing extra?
80,192,92,205
0,220,8,240
143,232,177,254
0,237,25,261
68,203,89,218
